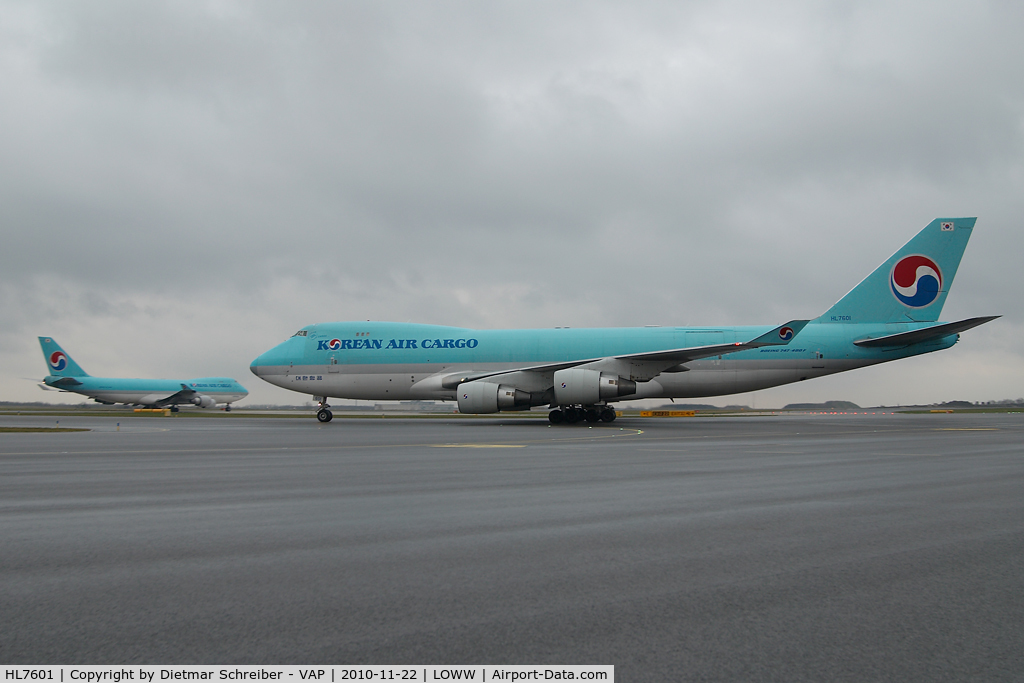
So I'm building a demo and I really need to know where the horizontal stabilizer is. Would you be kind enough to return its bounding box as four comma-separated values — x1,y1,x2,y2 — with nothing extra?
854,316,999,348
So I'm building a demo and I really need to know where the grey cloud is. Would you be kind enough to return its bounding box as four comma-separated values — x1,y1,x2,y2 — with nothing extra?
1,0,1022,405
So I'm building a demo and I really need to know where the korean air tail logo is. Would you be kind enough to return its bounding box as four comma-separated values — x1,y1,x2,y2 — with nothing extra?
49,351,67,371
327,339,342,350
891,255,942,308
779,326,795,341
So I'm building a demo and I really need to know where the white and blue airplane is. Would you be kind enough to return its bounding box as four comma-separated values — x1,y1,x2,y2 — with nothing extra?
250,218,998,424
39,337,249,410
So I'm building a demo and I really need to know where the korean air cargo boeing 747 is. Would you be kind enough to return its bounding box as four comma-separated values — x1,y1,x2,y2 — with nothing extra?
39,338,248,410
250,218,998,424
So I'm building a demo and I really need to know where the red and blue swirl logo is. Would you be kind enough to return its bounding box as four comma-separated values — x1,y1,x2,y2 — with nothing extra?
49,351,67,372
891,255,942,308
778,326,795,341
327,339,342,350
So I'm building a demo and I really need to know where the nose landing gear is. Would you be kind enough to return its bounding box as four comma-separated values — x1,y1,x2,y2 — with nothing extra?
314,396,333,423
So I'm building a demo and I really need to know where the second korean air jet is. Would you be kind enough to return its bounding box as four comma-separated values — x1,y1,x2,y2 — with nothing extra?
250,218,998,424
39,338,248,410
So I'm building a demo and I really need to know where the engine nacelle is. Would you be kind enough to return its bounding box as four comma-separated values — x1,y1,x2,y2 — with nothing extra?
457,381,533,414
191,394,217,408
553,369,637,406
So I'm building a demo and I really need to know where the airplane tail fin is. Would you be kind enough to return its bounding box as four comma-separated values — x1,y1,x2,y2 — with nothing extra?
817,218,975,324
38,337,89,377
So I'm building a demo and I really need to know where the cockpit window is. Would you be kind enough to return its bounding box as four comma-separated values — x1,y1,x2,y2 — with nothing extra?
292,330,308,337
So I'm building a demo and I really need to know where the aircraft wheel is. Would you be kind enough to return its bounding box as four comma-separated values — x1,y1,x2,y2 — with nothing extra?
584,409,600,423
225,405,232,412
170,406,179,413
600,408,616,423
317,408,333,423
564,407,581,424
548,409,564,425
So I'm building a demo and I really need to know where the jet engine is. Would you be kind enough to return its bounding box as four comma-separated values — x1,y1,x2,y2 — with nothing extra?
191,394,217,408
457,381,533,414
553,368,637,406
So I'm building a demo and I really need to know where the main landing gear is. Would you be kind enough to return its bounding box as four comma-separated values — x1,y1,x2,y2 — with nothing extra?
548,406,617,425
314,396,333,423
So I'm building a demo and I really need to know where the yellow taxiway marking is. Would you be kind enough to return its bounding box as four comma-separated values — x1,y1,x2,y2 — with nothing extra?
432,444,527,449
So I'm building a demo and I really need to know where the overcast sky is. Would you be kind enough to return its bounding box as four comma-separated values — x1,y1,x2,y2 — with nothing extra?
2,0,1022,408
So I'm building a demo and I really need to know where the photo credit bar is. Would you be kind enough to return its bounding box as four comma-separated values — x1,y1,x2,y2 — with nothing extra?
2,667,613,683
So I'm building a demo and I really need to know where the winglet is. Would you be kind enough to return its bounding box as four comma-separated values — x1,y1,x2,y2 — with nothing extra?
745,320,810,347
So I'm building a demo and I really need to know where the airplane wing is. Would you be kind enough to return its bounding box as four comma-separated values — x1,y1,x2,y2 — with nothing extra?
441,320,810,388
853,316,999,348
612,320,810,365
150,383,199,407
440,358,604,389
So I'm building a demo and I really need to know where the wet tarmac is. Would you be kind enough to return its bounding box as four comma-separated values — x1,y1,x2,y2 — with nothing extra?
2,411,1023,681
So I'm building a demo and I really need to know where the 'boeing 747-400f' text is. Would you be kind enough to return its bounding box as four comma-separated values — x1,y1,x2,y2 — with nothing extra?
250,218,997,424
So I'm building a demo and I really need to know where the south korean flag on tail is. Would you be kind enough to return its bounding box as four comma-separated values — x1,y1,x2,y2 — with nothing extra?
941,221,954,231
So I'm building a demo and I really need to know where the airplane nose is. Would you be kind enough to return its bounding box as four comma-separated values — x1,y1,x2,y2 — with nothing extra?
250,338,300,380
250,351,268,377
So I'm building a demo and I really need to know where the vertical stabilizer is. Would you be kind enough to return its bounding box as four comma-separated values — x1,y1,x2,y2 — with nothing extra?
818,218,975,324
38,337,89,377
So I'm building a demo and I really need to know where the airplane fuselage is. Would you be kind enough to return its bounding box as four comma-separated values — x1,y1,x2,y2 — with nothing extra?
250,321,957,402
